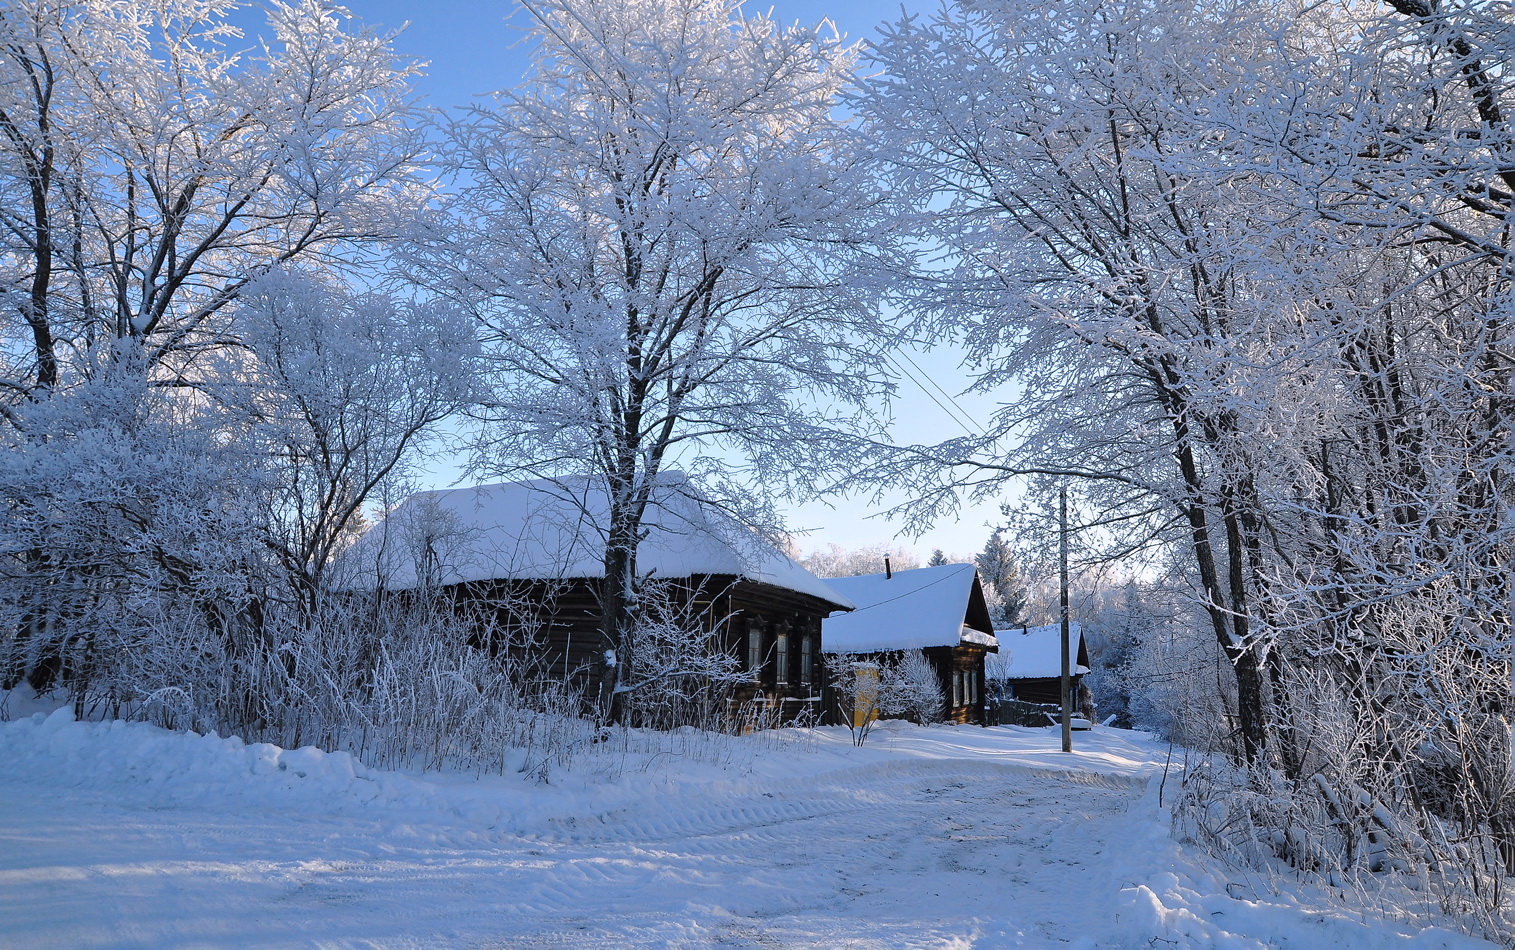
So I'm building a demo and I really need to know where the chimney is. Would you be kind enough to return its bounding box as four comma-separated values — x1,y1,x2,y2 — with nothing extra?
884,555,893,580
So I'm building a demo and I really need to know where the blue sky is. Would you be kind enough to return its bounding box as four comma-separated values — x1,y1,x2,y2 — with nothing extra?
340,0,920,104
323,0,1012,562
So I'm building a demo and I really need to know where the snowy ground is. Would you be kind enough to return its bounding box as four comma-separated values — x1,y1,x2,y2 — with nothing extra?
0,708,1496,949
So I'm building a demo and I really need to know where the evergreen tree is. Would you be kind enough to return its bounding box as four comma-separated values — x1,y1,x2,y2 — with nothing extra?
976,530,1025,626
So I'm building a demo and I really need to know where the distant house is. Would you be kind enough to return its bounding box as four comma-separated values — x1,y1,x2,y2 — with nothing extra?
344,475,852,723
821,563,999,724
988,622,1090,707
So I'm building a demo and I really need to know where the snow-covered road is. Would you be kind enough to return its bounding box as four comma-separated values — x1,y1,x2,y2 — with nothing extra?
1,762,1142,947
0,712,1494,949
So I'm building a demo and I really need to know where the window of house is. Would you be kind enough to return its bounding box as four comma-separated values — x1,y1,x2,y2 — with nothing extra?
747,619,763,680
800,634,813,685
969,671,979,705
776,630,789,684
952,671,963,707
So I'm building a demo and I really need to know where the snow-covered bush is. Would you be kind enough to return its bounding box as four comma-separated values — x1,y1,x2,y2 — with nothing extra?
830,660,883,746
880,651,945,725
0,366,264,704
614,580,747,731
828,651,946,739
1172,586,1515,944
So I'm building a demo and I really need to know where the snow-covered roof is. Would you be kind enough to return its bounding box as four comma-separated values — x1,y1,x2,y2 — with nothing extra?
821,564,998,653
342,475,851,609
986,622,1088,680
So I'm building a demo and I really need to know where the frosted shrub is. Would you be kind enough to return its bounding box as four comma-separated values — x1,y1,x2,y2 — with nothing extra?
1121,621,1232,752
830,660,883,746
15,579,789,783
1173,653,1515,946
615,581,747,732
261,598,596,777
880,651,945,725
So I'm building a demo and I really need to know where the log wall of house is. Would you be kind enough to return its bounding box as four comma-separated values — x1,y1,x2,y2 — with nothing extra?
722,584,828,725
924,645,992,725
998,674,1084,708
441,578,605,687
993,637,1089,709
434,574,835,725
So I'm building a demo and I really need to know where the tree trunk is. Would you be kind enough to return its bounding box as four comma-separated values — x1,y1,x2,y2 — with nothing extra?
597,543,631,724
1164,400,1270,763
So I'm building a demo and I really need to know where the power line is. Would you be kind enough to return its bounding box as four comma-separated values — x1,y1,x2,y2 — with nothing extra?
884,353,980,439
896,348,986,435
833,564,970,616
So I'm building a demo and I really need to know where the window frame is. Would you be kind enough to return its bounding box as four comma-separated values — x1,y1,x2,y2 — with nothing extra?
747,617,763,681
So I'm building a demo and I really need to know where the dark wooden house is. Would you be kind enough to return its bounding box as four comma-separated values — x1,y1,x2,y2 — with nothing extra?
345,476,852,723
821,563,999,725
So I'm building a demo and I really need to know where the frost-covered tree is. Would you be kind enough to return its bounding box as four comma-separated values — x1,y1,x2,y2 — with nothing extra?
0,0,427,401
0,0,429,690
227,271,476,617
861,0,1317,761
420,0,892,719
0,270,475,698
0,363,264,696
863,0,1515,927
798,542,919,580
880,650,945,725
975,529,1024,626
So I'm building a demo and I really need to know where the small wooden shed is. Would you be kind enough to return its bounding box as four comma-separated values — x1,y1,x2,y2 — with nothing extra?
821,563,999,725
987,622,1090,706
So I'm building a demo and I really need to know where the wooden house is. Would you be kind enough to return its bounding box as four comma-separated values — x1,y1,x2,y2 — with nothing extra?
343,476,852,723
821,563,999,725
987,622,1090,710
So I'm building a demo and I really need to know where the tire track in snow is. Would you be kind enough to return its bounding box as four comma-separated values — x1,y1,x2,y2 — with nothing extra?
522,758,1141,847
497,760,1150,948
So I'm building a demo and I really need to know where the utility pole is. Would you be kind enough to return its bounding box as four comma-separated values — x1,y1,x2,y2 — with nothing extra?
1060,485,1072,753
